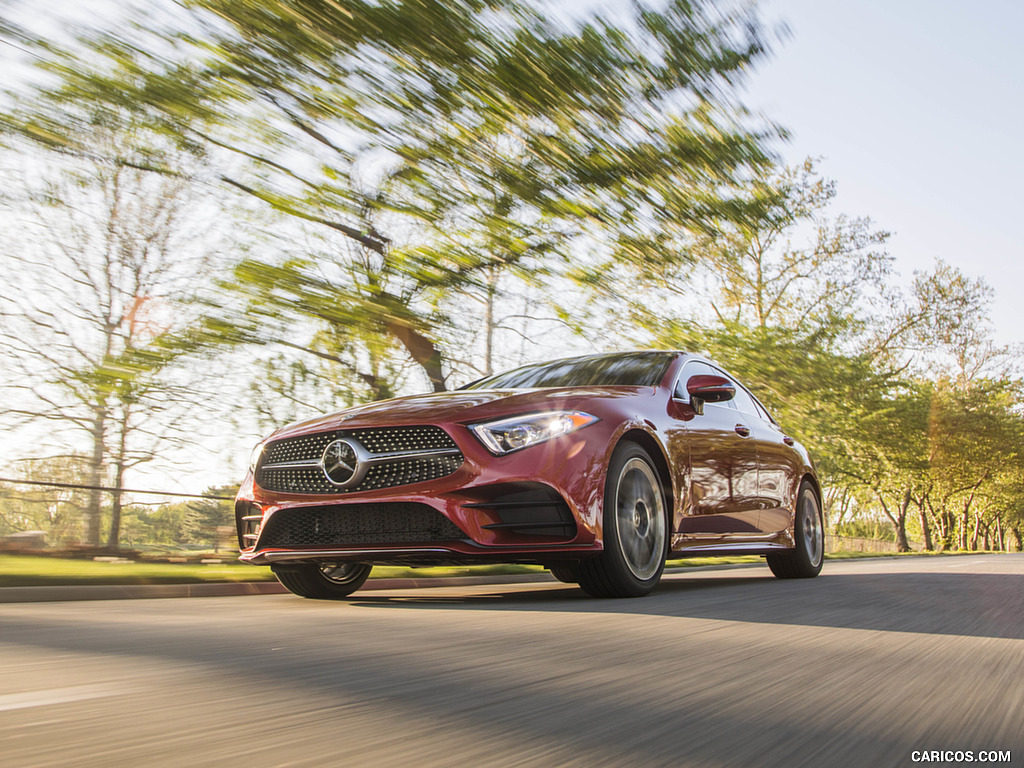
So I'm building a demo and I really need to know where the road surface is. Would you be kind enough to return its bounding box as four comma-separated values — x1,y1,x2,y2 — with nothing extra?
1,555,1022,767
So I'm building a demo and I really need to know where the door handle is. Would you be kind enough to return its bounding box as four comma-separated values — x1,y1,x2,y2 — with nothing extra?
734,424,751,437
783,435,795,446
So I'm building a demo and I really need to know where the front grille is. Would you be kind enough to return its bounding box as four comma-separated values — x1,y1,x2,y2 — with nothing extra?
256,425,463,495
257,503,466,548
347,426,457,453
264,432,336,465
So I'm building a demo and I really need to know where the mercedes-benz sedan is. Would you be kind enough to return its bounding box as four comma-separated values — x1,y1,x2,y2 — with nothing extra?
236,350,823,598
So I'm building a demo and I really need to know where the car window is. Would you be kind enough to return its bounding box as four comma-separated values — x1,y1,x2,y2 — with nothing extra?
461,351,675,390
673,361,711,399
673,361,737,411
750,396,777,425
727,378,761,419
675,361,782,420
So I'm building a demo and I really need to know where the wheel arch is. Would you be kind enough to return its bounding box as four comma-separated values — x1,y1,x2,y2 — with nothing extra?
617,428,675,520
800,472,823,507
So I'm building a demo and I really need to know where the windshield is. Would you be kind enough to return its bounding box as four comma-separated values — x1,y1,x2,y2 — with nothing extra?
460,351,676,390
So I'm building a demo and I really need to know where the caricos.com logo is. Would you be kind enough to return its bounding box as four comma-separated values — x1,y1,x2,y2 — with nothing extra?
911,751,1011,764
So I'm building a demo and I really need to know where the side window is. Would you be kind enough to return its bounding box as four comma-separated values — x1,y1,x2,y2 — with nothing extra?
674,361,716,399
678,360,775,421
729,383,761,419
675,362,737,411
673,362,705,399
751,396,776,425
704,365,758,418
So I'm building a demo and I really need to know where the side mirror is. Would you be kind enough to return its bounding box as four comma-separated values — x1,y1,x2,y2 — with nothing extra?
684,374,735,415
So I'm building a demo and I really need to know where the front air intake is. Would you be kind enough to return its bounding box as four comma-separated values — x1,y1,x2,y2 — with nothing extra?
256,502,467,549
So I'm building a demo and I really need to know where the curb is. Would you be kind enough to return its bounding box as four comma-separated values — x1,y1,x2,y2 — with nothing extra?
0,563,767,603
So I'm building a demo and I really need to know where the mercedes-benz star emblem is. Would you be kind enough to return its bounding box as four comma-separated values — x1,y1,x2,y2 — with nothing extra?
321,438,362,487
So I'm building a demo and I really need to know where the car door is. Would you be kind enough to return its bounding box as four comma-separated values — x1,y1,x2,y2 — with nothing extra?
742,395,804,535
671,361,761,537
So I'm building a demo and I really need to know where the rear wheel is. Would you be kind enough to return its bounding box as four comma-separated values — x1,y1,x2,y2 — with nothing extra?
272,562,372,599
577,442,668,598
767,481,823,579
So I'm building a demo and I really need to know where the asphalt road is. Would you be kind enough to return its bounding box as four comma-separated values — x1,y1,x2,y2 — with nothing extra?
1,555,1022,768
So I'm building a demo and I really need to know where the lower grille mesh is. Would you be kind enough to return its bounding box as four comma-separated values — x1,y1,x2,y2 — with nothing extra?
257,503,466,549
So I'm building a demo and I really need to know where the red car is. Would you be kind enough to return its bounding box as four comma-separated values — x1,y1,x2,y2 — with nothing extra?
236,351,823,598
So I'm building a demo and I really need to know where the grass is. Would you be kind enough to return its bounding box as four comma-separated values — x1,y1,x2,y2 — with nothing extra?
0,554,277,587
0,555,551,587
0,549,999,588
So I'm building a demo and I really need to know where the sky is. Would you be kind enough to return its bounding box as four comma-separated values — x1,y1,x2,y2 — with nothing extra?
744,0,1024,346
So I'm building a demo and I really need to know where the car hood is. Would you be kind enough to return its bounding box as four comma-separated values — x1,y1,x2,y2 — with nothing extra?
269,386,653,440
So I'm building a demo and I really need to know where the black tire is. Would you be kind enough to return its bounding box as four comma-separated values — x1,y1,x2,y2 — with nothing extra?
767,481,824,579
547,563,581,583
577,442,668,598
272,562,372,599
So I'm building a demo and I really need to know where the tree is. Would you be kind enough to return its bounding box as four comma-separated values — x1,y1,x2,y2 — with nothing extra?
180,484,236,551
640,163,899,525
0,457,93,546
843,381,933,552
923,378,1023,550
0,130,219,548
3,0,780,391
637,160,892,335
904,260,1015,385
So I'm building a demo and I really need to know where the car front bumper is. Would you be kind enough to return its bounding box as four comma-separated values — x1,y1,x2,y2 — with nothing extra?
236,420,613,566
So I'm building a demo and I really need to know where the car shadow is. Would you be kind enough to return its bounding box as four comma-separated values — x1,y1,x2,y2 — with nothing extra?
347,568,1024,640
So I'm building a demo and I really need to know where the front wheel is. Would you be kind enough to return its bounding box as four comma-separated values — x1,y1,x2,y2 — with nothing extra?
577,442,668,598
767,481,824,579
272,562,372,599
547,563,581,583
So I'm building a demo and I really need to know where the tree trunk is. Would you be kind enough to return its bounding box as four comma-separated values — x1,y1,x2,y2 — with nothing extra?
85,406,107,546
1012,525,1023,553
970,511,982,551
929,496,954,551
106,411,129,551
827,486,852,527
995,517,1005,552
958,481,985,551
385,319,447,392
483,265,498,377
944,512,957,550
875,489,909,553
917,499,934,551
107,478,123,551
897,487,912,552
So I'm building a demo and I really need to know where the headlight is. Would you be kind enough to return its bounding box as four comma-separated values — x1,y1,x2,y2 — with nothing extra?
469,411,599,455
248,441,266,473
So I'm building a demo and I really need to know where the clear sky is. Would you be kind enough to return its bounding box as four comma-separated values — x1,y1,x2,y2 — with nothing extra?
746,0,1024,346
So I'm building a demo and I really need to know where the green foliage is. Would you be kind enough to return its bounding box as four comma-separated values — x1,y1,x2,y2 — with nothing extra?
0,460,91,547
119,504,189,548
834,518,896,542
3,0,780,391
643,161,1024,553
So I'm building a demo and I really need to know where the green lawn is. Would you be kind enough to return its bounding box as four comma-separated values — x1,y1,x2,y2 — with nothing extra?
0,549,993,588
0,555,548,587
